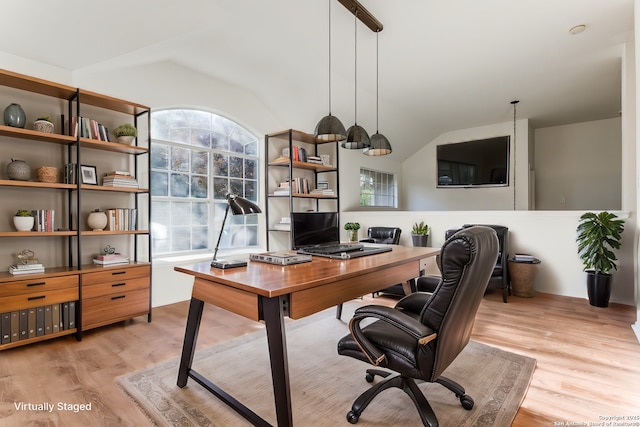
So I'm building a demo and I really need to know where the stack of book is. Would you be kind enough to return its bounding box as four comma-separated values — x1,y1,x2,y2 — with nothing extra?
102,171,139,188
9,263,45,275
310,188,335,196
32,209,55,232
93,253,130,266
71,116,110,141
105,208,137,231
273,216,291,231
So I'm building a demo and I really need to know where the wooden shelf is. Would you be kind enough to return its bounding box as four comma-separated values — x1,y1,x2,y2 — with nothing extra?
269,193,337,199
0,125,76,145
0,69,77,99
80,138,148,154
266,129,325,145
81,230,149,236
268,158,336,172
79,184,149,193
0,231,76,237
0,329,77,350
78,89,149,116
0,180,76,190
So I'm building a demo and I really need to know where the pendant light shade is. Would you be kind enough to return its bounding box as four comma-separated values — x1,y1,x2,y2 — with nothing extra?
315,0,346,142
342,9,370,150
363,31,391,156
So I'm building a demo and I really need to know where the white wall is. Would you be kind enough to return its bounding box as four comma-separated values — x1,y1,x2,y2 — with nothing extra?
535,118,622,210
340,210,635,306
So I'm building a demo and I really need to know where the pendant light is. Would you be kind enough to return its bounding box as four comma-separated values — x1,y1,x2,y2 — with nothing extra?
342,10,370,149
315,0,346,142
363,31,392,156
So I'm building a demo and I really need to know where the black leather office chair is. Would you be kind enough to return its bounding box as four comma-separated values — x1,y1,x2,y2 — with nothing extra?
359,227,402,245
337,226,499,426
417,224,510,302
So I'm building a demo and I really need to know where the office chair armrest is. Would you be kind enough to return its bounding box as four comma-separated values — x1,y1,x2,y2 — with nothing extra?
359,238,375,243
349,305,437,366
396,291,433,314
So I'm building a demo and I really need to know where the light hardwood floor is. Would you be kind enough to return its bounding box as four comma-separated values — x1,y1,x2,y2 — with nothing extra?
0,291,638,426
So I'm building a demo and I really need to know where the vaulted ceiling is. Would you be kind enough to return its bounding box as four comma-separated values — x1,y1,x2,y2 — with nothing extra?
1,0,633,160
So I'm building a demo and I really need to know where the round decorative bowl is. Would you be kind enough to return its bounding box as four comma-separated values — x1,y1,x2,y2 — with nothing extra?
36,166,59,183
7,159,31,181
33,120,54,133
13,216,34,232
87,210,108,231
116,135,135,145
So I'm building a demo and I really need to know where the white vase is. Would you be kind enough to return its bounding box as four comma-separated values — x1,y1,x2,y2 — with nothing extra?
117,135,135,145
87,210,108,231
13,216,34,232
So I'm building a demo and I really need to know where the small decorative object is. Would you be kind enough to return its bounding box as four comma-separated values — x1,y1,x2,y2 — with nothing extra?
13,209,34,232
35,166,59,183
344,222,361,242
3,103,26,128
576,211,625,307
103,244,116,255
16,249,38,265
33,116,54,133
87,209,108,231
411,221,430,247
7,158,31,181
112,123,137,145
80,164,98,184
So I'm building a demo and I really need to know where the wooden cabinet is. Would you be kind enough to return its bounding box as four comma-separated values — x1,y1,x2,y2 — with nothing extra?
264,129,340,250
0,69,151,350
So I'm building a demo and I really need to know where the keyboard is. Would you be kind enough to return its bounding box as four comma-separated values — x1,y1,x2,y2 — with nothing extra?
298,243,363,255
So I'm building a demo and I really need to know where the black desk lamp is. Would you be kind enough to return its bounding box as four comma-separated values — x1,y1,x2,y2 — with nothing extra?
211,193,262,269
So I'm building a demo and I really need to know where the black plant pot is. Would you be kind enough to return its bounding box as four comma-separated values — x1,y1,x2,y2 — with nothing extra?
411,234,429,247
586,270,611,307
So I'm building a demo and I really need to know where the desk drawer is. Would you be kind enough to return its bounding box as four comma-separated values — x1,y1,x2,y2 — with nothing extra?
82,265,150,286
82,276,149,299
0,287,79,312
0,275,78,298
82,288,149,330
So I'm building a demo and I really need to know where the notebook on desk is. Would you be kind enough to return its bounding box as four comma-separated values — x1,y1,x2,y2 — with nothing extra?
291,212,392,259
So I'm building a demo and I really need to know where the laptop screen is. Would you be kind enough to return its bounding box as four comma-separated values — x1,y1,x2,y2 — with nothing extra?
291,212,340,249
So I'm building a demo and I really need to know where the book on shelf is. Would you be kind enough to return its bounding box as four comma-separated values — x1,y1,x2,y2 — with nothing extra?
31,210,55,232
105,208,137,231
513,253,536,262
93,258,130,266
9,265,45,275
71,116,110,141
11,263,44,269
273,223,291,231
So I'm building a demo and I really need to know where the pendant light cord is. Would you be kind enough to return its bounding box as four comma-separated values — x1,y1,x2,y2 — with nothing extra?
328,0,332,114
376,31,379,132
354,10,358,124
511,100,519,210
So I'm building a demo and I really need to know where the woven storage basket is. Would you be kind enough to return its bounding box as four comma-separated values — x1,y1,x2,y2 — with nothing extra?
36,166,59,183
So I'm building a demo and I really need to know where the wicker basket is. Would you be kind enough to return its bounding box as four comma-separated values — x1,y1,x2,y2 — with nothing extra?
36,166,59,183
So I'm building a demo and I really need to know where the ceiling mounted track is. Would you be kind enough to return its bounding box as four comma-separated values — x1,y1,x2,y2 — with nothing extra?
337,0,383,32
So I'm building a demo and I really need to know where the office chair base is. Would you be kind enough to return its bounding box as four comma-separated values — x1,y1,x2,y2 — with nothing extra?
346,369,472,427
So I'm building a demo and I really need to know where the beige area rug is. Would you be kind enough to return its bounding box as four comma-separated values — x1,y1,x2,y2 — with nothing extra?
117,303,535,426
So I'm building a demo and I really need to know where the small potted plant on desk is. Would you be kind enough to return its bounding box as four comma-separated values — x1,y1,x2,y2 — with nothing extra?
344,222,360,242
13,209,34,232
411,221,430,247
576,211,625,307
113,123,137,145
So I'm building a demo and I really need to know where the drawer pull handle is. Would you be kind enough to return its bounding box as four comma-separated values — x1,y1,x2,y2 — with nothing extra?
27,282,46,287
112,283,126,287
112,271,126,276
28,295,46,301
111,295,126,300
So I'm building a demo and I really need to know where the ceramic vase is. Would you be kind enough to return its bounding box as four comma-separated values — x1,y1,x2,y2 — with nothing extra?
87,210,108,231
7,159,31,181
4,103,26,128
117,135,135,145
13,216,34,232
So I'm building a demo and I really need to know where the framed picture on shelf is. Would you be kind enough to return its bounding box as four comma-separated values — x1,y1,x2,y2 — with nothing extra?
80,165,98,185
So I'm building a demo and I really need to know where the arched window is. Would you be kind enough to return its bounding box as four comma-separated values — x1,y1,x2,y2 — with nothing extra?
150,109,260,256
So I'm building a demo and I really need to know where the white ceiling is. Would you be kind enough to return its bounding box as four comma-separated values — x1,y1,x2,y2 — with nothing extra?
1,0,634,160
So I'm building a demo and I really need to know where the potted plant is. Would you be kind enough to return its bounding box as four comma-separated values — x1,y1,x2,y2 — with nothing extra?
576,211,625,307
411,221,430,247
344,222,361,242
13,209,34,232
33,116,54,133
112,123,137,144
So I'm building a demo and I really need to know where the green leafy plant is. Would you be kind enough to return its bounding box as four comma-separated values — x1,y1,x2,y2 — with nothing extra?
36,116,52,123
113,123,138,137
15,209,33,217
344,222,360,231
576,211,624,274
411,221,429,235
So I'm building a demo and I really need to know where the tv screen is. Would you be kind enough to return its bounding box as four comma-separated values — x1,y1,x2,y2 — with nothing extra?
290,212,339,249
437,136,510,187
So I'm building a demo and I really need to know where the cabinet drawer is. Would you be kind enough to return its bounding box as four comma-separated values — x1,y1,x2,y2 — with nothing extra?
0,288,79,312
82,288,150,330
82,265,149,286
0,275,79,298
82,276,149,299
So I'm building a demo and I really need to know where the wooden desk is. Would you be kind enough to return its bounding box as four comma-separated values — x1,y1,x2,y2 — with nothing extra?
175,245,439,427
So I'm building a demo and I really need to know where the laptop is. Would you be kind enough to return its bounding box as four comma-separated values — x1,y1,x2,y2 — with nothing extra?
291,212,392,259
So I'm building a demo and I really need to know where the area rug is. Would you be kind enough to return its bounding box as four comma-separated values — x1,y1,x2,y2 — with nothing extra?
117,303,535,426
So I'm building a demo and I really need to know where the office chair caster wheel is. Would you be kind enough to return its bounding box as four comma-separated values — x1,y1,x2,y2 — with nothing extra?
347,411,360,424
460,394,474,410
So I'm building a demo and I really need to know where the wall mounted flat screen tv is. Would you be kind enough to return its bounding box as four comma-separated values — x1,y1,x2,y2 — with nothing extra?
290,211,340,249
436,136,510,187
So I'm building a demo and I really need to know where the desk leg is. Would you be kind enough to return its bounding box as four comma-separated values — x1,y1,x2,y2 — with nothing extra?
177,297,204,388
262,296,293,427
